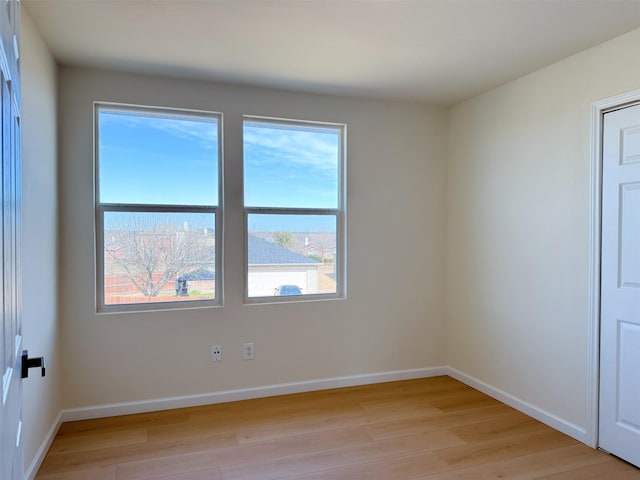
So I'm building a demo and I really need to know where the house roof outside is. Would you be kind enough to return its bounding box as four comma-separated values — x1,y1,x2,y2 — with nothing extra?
248,235,320,266
177,268,215,282
251,231,336,256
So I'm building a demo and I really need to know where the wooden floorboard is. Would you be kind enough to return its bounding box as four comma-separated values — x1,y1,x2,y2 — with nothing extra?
35,376,639,479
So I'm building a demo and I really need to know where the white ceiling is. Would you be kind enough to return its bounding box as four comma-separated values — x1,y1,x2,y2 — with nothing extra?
23,0,640,106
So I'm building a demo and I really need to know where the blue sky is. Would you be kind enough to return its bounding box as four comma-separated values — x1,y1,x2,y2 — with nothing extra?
99,109,340,232
99,109,219,206
243,121,339,209
248,213,336,234
104,211,216,232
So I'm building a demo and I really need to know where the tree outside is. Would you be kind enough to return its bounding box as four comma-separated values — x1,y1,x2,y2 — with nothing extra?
272,231,294,249
104,213,215,301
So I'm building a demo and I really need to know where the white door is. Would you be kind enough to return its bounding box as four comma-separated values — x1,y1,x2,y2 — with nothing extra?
0,1,23,479
599,103,640,467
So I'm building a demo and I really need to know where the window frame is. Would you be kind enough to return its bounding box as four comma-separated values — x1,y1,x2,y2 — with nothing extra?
94,102,224,313
242,115,346,304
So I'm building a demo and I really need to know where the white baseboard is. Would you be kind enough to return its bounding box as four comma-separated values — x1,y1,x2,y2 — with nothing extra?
60,366,448,423
24,411,62,480
445,367,588,443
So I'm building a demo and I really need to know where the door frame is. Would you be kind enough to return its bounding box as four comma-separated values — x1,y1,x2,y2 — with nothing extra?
588,88,640,448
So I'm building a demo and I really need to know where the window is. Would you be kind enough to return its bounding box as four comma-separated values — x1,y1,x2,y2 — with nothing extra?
95,104,222,312
243,117,345,301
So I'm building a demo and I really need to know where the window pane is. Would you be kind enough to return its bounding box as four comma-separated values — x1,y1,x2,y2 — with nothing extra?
103,211,216,305
244,121,340,208
98,108,219,206
247,214,337,298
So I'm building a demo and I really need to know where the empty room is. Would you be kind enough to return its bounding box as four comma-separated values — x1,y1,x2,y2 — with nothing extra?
2,1,640,479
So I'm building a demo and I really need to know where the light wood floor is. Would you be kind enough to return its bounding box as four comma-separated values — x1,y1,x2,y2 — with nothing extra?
36,376,640,479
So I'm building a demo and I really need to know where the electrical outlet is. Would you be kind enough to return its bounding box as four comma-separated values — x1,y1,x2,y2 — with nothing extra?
211,345,222,361
243,342,255,360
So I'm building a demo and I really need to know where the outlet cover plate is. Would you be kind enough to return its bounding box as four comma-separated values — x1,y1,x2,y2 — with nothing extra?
212,345,222,361
243,342,254,360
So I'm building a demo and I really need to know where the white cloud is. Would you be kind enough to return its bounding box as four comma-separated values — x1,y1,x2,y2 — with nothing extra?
101,109,219,150
244,123,340,174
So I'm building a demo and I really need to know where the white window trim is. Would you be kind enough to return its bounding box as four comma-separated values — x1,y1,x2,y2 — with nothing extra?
242,116,346,304
94,102,224,313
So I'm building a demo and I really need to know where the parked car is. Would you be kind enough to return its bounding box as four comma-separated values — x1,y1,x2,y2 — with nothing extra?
274,285,302,296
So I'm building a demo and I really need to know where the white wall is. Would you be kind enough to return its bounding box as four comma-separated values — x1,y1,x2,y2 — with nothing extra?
58,68,448,408
446,27,640,433
20,8,60,474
